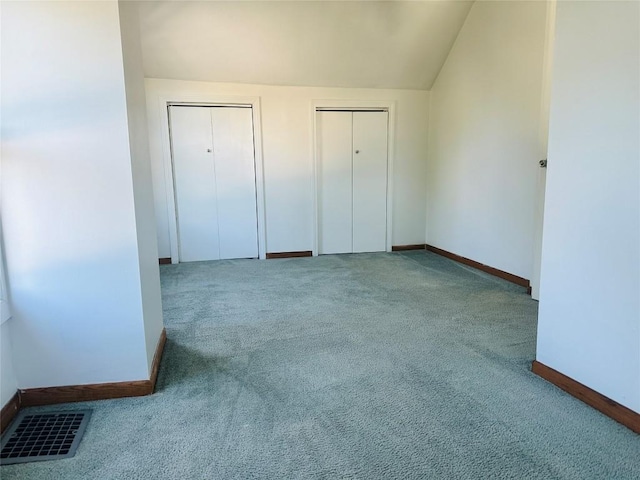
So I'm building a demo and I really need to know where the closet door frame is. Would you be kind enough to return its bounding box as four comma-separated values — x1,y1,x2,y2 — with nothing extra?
311,100,396,257
158,95,267,263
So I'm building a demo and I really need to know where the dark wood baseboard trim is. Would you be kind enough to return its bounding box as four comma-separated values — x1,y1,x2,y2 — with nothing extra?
392,244,427,251
20,381,151,407
159,258,171,265
532,360,640,434
266,251,313,259
425,244,530,290
149,328,167,393
20,328,167,408
1,391,21,434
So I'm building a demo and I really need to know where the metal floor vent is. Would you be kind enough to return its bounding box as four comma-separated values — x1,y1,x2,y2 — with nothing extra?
1,410,91,465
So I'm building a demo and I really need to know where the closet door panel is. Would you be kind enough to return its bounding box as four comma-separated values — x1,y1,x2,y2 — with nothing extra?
317,111,353,254
211,107,259,259
170,106,220,262
352,111,388,253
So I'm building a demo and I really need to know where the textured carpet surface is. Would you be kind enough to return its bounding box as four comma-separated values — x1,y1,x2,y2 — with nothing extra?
2,251,639,479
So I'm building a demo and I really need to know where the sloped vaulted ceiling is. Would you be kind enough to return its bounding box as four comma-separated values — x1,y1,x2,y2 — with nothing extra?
137,0,473,90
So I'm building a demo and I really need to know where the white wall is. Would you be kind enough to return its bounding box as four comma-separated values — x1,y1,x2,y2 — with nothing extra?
426,0,548,280
118,1,164,373
1,1,161,387
537,1,640,412
0,220,17,407
1,321,18,407
145,79,430,257
137,1,473,91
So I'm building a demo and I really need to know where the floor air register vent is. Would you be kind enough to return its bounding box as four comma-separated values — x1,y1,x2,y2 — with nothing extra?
1,410,92,465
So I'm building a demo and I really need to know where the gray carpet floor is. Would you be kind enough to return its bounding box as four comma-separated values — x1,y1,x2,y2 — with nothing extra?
2,251,639,479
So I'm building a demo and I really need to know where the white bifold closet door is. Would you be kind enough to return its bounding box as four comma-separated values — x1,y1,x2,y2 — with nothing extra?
170,106,258,262
317,111,388,254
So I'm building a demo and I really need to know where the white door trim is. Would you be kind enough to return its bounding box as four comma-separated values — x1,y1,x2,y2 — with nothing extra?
157,94,267,263
310,100,396,256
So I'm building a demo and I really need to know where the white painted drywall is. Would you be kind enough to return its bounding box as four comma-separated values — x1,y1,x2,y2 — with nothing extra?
145,79,430,257
426,0,548,280
138,1,472,90
1,1,159,387
536,0,640,412
1,321,18,408
119,1,165,374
